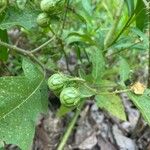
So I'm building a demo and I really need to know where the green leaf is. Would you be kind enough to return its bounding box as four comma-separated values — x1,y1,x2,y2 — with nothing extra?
90,47,105,82
0,29,8,61
128,89,150,125
81,0,93,16
0,6,39,30
125,0,135,16
95,94,126,120
0,59,48,149
67,32,97,46
119,57,130,86
135,0,149,31
78,84,95,98
131,27,149,49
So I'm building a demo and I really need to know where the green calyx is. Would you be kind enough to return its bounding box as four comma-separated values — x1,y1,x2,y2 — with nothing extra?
60,87,81,107
36,12,50,27
48,73,68,91
40,0,65,15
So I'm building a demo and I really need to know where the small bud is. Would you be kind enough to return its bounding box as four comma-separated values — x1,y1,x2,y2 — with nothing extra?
48,73,67,91
40,0,65,15
60,87,81,107
37,12,50,27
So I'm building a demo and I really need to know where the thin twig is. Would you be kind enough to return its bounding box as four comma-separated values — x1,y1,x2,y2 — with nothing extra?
49,26,72,74
100,89,132,95
0,36,55,54
0,40,45,70
59,0,70,36
30,36,55,53
0,40,29,55
148,40,150,87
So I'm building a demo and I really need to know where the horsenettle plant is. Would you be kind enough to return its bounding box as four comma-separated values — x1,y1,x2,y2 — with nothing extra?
0,0,149,149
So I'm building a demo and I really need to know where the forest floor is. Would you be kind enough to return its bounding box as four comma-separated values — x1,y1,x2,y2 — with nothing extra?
32,93,150,150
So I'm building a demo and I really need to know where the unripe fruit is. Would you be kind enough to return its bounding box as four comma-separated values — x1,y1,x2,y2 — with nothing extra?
37,12,50,27
60,87,81,107
40,0,65,15
48,73,67,91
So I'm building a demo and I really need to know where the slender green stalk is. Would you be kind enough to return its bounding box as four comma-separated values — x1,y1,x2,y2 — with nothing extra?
104,0,124,50
107,41,141,57
49,26,72,74
59,0,70,36
148,39,150,87
147,7,150,87
0,40,29,55
100,89,132,95
30,36,55,53
0,36,54,54
0,40,45,70
57,101,84,150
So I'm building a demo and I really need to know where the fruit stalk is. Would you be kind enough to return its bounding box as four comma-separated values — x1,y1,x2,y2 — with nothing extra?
57,100,85,150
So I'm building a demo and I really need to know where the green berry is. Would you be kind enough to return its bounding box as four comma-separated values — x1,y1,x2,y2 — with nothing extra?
60,87,81,107
48,73,67,91
40,0,65,15
37,12,50,27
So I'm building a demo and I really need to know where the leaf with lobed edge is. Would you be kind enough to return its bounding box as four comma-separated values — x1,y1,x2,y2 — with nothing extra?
0,58,48,150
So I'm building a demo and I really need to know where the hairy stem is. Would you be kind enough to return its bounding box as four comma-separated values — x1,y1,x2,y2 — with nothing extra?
57,101,84,150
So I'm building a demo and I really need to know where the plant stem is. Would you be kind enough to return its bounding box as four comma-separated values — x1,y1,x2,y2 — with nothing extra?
59,0,70,36
0,40,29,55
30,36,55,53
49,26,72,74
148,41,150,87
57,101,84,150
104,0,124,50
0,40,45,70
147,6,150,87
0,35,54,54
69,77,85,82
100,89,132,95
107,41,141,57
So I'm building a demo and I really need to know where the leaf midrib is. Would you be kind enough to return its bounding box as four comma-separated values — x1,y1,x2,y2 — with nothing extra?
0,77,44,121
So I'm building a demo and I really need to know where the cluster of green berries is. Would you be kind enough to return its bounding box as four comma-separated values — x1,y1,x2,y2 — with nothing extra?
37,0,65,27
48,73,81,107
